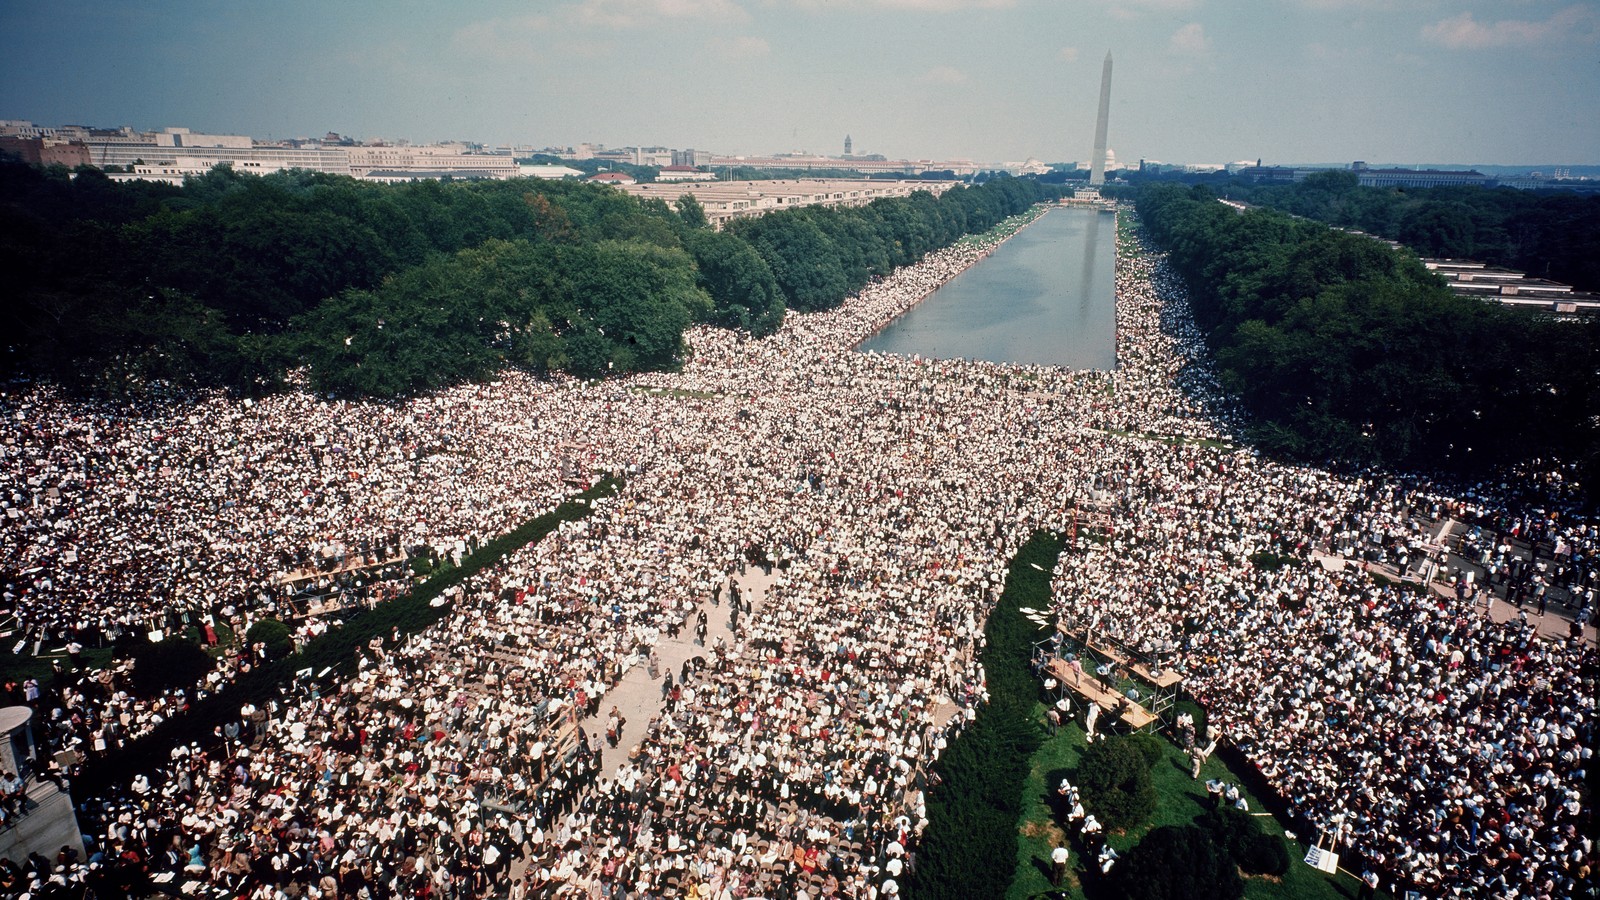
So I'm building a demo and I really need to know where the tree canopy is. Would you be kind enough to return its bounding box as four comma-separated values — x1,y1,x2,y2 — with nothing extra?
1221,170,1600,292
0,156,1058,397
1137,183,1600,488
1075,734,1158,832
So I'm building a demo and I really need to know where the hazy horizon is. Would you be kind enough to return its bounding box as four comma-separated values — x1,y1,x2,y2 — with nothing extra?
2,1,1596,166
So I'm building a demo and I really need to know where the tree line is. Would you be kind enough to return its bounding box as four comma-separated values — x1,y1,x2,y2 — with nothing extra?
1,158,1054,396
1137,183,1600,488
1223,170,1600,292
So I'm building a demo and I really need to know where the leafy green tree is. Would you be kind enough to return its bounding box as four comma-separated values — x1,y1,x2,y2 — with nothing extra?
245,618,294,660
685,230,785,335
807,208,889,292
297,251,506,397
1075,734,1158,832
565,240,710,371
1137,182,1600,485
731,214,850,312
1398,202,1476,257
675,194,708,230
129,639,216,699
0,154,1066,398
1127,732,1165,769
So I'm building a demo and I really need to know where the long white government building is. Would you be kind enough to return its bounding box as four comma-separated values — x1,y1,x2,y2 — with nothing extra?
49,125,519,183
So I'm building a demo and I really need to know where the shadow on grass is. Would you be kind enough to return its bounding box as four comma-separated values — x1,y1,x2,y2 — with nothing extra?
1045,767,1075,819
1073,858,1120,900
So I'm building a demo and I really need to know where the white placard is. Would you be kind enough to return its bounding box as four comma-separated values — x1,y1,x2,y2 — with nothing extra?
1304,846,1339,874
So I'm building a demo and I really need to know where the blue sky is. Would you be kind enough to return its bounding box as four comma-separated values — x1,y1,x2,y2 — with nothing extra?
2,0,1596,165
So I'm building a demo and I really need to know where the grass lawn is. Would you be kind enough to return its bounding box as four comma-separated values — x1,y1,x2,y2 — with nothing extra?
1008,711,1381,900
0,645,117,684
0,621,237,685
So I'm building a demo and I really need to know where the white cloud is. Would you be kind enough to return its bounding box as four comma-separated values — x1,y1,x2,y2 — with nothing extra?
918,65,969,85
1169,22,1210,55
1291,0,1394,10
450,15,553,61
870,0,1014,8
714,35,772,59
1305,41,1347,61
571,0,751,28
786,0,1014,10
1422,5,1599,49
1098,0,1197,21
1058,46,1080,62
452,0,751,59
457,0,747,42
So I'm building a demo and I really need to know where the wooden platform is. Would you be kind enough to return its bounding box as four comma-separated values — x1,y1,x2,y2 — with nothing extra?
273,554,406,586
1057,623,1183,689
1046,658,1159,730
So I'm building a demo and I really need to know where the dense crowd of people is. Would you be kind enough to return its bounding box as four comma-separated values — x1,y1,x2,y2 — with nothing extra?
1043,263,1593,897
0,202,1591,899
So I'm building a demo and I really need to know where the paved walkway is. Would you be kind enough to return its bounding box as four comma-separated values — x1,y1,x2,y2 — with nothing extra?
1426,518,1597,646
1312,516,1596,647
576,565,779,778
505,567,779,881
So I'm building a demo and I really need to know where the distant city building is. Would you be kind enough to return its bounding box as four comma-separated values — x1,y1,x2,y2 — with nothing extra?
106,156,286,185
1353,162,1487,189
655,166,716,183
629,146,676,167
616,179,955,229
1233,165,1306,183
0,136,89,168
0,120,53,139
1137,159,1185,175
1007,158,1052,175
346,145,517,179
708,154,979,176
1424,259,1600,316
360,168,509,183
151,126,252,150
68,125,355,175
6,121,516,181
671,148,712,167
1232,162,1564,191
587,171,637,185
843,134,853,158
519,164,585,179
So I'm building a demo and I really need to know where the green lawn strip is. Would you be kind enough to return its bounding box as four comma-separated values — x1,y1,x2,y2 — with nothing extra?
910,530,1065,900
74,475,622,795
1008,705,1381,899
0,646,118,684
1,608,237,686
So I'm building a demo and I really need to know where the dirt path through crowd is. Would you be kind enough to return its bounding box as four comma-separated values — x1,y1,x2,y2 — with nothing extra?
576,565,779,777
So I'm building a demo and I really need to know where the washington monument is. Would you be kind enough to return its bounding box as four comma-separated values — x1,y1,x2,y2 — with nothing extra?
1089,51,1113,186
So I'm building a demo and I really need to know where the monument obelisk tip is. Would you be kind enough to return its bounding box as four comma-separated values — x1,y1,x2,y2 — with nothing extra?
1089,51,1113,187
